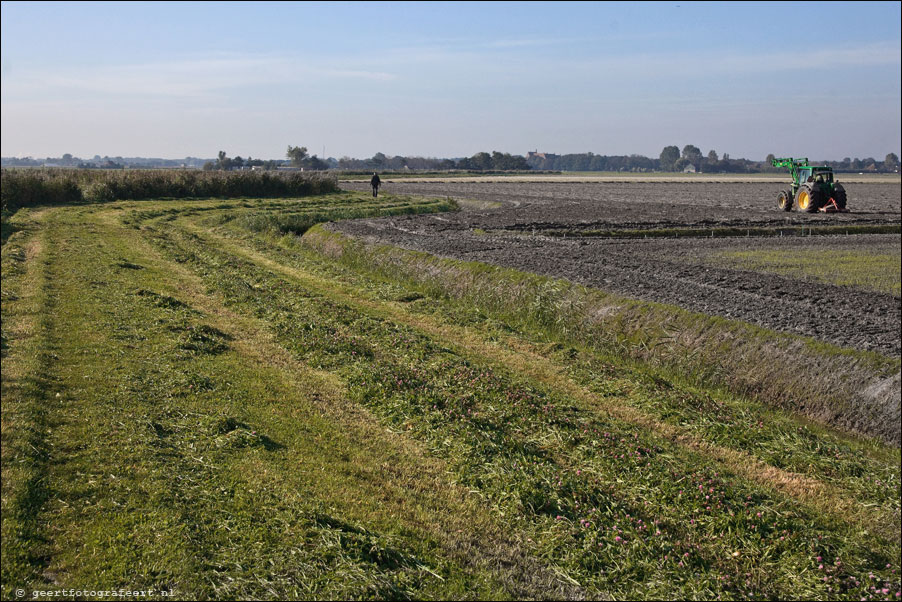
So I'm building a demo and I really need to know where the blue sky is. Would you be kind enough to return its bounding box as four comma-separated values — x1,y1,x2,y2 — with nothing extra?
2,1,900,160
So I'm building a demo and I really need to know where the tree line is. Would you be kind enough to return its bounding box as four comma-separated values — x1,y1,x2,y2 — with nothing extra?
204,148,529,173
335,150,530,172
5,147,899,174
340,146,900,173
531,146,901,173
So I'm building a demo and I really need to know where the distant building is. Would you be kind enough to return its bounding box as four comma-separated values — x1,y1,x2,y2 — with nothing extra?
683,164,697,173
526,151,558,161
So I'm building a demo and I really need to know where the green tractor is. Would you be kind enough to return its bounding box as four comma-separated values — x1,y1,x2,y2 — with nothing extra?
771,157,848,213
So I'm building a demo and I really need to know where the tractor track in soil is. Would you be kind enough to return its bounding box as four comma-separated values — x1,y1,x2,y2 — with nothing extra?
336,181,901,356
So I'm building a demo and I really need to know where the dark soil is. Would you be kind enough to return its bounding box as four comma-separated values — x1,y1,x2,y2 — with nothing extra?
336,181,901,355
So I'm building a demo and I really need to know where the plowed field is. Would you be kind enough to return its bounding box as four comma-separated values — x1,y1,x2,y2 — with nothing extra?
338,180,902,354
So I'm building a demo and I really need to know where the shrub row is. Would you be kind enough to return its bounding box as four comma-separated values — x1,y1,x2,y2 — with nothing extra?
1,169,339,211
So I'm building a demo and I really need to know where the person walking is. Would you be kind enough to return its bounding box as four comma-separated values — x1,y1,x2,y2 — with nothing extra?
370,172,382,198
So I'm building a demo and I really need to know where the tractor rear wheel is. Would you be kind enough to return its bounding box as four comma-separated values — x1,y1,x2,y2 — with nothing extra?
778,189,793,211
796,184,823,213
833,183,848,210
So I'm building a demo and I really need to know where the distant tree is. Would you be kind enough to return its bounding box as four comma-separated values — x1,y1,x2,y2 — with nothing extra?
306,155,328,170
659,146,680,171
885,153,899,171
673,157,691,172
707,150,719,162
202,161,216,171
370,152,386,169
286,145,309,167
232,156,244,169
763,154,777,172
490,151,530,170
470,152,493,171
681,145,702,162
216,150,234,171
380,154,402,170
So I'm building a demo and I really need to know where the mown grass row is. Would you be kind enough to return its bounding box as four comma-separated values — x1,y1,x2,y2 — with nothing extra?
0,168,338,211
1,205,527,600
136,202,899,599
1,219,58,591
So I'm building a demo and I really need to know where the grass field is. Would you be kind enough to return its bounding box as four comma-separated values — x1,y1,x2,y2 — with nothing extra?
710,247,902,297
2,193,900,600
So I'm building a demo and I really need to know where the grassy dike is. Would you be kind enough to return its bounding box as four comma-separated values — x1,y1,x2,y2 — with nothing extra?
302,225,900,446
2,194,900,600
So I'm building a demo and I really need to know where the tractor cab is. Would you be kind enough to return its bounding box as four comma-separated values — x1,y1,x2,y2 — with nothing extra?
800,167,834,185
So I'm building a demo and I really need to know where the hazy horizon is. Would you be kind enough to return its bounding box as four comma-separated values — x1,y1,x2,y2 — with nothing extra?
2,1,900,162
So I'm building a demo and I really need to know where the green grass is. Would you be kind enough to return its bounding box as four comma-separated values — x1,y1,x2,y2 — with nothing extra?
712,247,902,296
2,193,899,600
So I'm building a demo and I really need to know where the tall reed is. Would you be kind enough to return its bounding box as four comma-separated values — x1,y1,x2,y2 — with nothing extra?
1,168,338,211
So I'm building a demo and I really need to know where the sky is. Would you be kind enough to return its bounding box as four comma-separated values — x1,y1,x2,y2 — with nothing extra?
1,1,900,161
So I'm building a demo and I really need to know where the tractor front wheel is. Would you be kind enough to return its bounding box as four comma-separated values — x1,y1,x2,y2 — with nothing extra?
796,184,823,213
778,189,793,211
